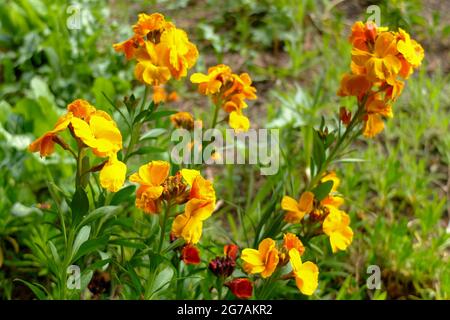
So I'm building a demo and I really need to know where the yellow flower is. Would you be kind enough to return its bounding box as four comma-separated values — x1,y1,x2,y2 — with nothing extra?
70,115,122,157
322,207,353,253
362,94,393,138
289,248,319,296
130,161,170,214
114,13,197,85
396,28,424,69
170,111,194,130
67,99,96,121
229,111,250,132
100,154,127,192
241,238,279,278
190,64,233,95
134,43,171,86
28,113,73,157
281,191,314,223
132,13,167,38
157,26,199,80
171,198,215,244
352,32,401,83
171,169,216,244
283,233,305,256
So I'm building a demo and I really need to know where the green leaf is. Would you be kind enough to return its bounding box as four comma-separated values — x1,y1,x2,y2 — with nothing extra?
127,146,165,159
71,188,89,225
71,225,91,261
312,130,325,173
73,236,109,262
92,77,115,109
77,206,121,230
111,185,136,205
48,241,60,264
312,180,334,201
14,279,48,300
139,128,167,141
145,110,177,122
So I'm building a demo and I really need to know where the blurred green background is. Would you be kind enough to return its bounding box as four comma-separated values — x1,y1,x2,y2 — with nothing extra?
0,0,449,299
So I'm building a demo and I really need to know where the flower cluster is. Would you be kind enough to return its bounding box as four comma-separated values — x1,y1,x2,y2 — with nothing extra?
129,162,216,244
338,21,424,137
190,64,257,132
114,13,198,86
241,234,319,296
28,99,126,192
282,172,353,253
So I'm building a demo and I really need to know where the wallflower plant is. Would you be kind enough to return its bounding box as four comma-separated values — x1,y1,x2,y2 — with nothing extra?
26,14,423,300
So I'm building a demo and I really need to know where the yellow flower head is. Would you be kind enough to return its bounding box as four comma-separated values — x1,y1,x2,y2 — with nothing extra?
229,111,250,132
114,13,198,86
362,94,393,138
130,160,170,214
289,248,319,296
322,207,353,253
170,169,216,244
70,114,122,158
190,64,256,132
190,64,233,95
281,191,314,224
99,154,127,193
241,238,279,278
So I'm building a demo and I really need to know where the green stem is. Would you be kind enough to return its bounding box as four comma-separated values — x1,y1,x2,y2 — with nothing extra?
308,101,365,189
75,147,85,188
211,99,221,129
157,202,171,254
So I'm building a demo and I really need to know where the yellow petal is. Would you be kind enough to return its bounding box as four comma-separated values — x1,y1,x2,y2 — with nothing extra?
295,261,319,295
100,156,127,192
229,111,250,132
281,196,299,212
180,169,201,186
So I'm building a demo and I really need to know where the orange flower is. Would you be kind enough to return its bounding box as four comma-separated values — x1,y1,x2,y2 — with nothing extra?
130,161,170,214
190,64,233,95
224,244,239,261
283,233,305,256
170,111,194,130
323,207,353,253
114,13,198,85
241,238,279,278
28,113,73,157
337,73,372,98
281,191,314,223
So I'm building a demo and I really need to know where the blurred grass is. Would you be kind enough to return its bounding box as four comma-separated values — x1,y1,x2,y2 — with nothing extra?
0,0,449,299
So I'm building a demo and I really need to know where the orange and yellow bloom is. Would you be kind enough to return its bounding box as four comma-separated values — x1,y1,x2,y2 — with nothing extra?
28,99,126,193
241,238,279,278
114,13,198,86
288,248,319,295
281,191,314,223
338,21,424,138
190,64,257,132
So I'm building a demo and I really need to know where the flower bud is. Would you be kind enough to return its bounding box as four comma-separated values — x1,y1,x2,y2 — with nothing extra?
225,278,253,299
181,244,200,265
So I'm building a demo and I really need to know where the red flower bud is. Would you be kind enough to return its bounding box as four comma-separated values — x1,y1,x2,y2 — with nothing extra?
181,244,200,265
225,278,253,299
339,107,352,126
224,244,239,261
209,256,236,278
